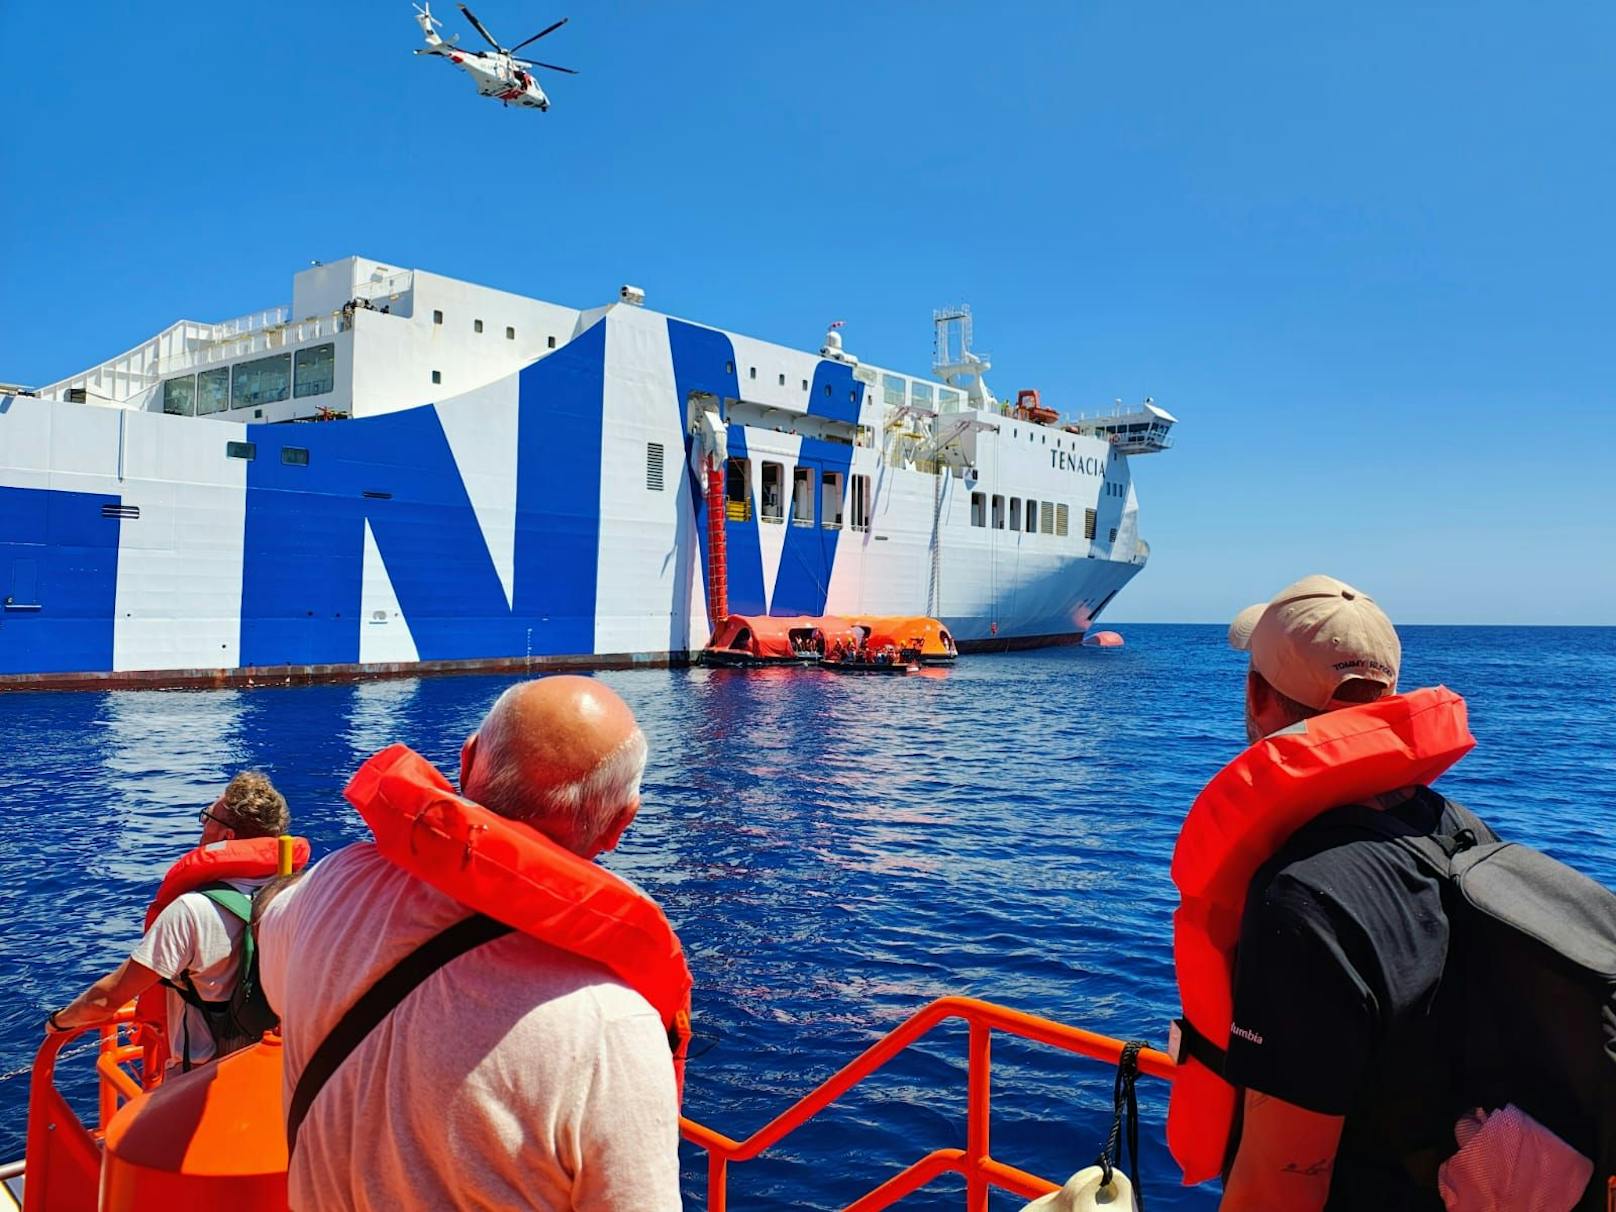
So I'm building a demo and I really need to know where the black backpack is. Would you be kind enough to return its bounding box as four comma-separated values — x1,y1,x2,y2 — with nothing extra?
164,882,280,1070
1352,803,1616,1211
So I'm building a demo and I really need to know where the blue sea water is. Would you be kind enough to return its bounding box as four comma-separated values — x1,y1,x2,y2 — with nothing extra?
2,624,1614,1210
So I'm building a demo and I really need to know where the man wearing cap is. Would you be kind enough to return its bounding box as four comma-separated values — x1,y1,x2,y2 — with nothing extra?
1215,575,1497,1212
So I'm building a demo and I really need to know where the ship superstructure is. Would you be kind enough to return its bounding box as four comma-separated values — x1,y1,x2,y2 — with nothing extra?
0,257,1174,687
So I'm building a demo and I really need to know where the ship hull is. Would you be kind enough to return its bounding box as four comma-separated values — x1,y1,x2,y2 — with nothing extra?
1,307,1150,690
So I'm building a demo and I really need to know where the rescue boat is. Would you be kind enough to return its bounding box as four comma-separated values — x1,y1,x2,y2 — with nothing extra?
9,999,1172,1212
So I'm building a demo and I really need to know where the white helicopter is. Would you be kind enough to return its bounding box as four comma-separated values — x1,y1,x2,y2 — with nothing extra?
413,3,575,111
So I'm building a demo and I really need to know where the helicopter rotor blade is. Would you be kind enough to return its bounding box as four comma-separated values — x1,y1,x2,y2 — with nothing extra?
514,58,578,74
457,4,503,51
509,17,567,53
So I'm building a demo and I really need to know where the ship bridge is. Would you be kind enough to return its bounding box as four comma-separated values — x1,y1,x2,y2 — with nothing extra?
1066,401,1176,455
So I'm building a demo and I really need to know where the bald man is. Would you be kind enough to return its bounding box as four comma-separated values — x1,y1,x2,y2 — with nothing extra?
258,678,681,1212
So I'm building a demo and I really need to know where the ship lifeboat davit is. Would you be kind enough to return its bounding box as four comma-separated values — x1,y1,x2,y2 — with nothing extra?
1084,630,1124,648
100,1036,287,1211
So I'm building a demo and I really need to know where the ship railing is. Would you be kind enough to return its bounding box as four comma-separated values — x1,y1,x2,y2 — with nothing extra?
352,269,415,303
210,307,290,340
156,312,351,376
23,1005,163,1212
678,995,1176,1211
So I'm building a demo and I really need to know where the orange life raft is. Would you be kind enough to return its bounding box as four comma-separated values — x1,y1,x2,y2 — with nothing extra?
1166,686,1475,1184
344,744,694,1089
136,836,313,1070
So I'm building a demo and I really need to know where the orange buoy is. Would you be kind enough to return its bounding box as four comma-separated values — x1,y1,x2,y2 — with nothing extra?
1085,631,1124,648
100,1037,287,1211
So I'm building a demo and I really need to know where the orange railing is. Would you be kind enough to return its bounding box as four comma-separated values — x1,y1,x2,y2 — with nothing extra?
23,1007,161,1212
679,996,1176,1212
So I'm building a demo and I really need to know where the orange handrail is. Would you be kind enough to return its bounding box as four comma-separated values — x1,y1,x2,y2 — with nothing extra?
679,996,1176,1212
24,1006,162,1212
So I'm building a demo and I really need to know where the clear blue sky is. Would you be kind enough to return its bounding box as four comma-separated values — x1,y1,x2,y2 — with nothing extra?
3,3,1612,624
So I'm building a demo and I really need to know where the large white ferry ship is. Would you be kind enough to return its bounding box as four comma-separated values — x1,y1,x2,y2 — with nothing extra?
0,257,1174,688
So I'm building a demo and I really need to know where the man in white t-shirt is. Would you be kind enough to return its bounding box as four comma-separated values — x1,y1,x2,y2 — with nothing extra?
45,771,291,1069
258,676,682,1212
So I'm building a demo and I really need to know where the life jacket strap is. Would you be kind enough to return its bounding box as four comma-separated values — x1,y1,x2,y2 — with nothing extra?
1170,1016,1227,1077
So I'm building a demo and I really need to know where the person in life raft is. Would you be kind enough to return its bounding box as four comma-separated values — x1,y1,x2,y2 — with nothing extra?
43,772,293,1068
1200,575,1504,1211
257,677,687,1212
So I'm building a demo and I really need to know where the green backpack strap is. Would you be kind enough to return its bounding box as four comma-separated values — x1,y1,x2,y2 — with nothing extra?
197,883,257,970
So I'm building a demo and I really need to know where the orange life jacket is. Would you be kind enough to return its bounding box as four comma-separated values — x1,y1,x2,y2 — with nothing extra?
136,835,312,1070
343,743,695,1095
1166,686,1476,1185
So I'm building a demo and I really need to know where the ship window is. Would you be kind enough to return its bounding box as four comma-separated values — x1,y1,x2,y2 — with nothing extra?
226,441,256,461
749,366,756,380
778,373,786,386
883,374,905,407
850,474,872,531
801,379,808,391
1009,498,1022,530
911,383,933,410
760,462,784,522
547,336,556,349
162,375,197,417
433,310,443,325
725,457,751,522
197,368,230,415
281,446,310,467
1040,502,1055,534
970,492,986,527
1025,498,1039,533
1055,503,1069,537
1109,527,1118,543
725,361,734,375
1084,508,1097,540
293,343,335,398
231,353,291,409
792,467,814,525
431,370,442,385
506,326,515,340
824,383,832,398
938,388,962,413
822,471,844,528
646,442,665,491
474,319,484,333
992,494,1006,528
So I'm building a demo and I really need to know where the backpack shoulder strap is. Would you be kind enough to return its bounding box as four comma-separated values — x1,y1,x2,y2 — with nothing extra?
286,913,515,1155
196,883,254,924
1313,793,1485,880
161,884,254,1005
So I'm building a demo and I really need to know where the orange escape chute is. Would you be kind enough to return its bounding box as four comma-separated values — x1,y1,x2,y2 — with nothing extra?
135,835,312,1069
1166,686,1476,1184
344,744,694,1092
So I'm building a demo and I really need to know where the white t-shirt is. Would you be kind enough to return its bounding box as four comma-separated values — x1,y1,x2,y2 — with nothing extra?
258,842,681,1212
129,878,269,1068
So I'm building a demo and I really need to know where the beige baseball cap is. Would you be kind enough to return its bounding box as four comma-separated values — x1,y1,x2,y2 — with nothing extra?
1228,574,1400,709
